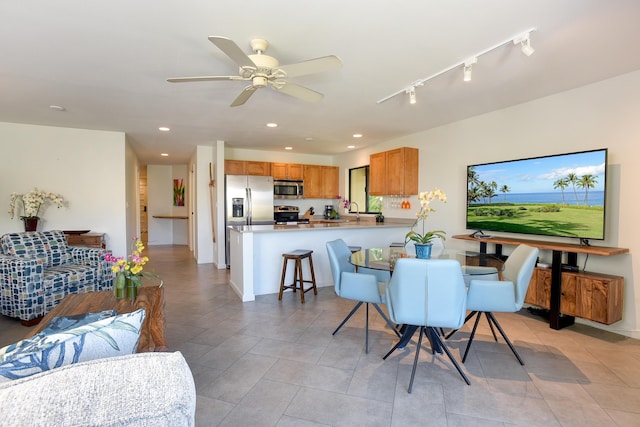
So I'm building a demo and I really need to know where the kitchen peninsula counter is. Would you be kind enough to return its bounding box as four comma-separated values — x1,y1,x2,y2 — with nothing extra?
228,218,412,301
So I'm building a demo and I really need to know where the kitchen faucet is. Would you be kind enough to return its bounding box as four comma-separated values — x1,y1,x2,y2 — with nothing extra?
349,201,360,221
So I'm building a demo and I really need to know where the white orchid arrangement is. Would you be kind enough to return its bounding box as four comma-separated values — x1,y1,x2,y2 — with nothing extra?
8,188,65,220
404,188,447,245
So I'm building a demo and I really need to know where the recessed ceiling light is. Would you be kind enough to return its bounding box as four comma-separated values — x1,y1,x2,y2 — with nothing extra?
347,145,355,149
284,147,293,150
353,133,363,138
158,127,170,132
266,123,278,128
305,137,314,141
49,105,66,111
161,153,169,157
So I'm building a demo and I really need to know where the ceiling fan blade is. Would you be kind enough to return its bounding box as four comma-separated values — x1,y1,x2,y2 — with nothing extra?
273,82,323,103
208,36,256,68
278,55,342,78
167,76,247,83
230,85,258,107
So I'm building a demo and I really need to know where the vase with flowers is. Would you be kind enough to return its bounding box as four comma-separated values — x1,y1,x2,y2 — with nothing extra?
104,239,162,300
404,188,447,259
8,187,65,231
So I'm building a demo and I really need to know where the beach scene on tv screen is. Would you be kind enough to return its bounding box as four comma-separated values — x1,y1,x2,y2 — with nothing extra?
466,150,606,239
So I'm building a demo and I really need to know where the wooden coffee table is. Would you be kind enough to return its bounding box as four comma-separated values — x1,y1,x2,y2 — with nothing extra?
26,286,167,352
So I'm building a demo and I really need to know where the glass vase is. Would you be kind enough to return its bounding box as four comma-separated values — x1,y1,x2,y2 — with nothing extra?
125,278,138,300
114,274,126,300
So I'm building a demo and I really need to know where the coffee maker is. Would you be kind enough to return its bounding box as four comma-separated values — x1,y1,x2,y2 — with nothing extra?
324,204,334,219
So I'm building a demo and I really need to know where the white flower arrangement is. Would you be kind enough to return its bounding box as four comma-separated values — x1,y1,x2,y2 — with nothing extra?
8,188,65,220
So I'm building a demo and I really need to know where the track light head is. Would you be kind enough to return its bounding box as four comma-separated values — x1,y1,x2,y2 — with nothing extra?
463,58,477,82
513,32,535,56
408,87,416,104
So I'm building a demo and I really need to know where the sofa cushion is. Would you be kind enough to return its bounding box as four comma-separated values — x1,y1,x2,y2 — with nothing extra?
0,309,145,382
0,352,196,427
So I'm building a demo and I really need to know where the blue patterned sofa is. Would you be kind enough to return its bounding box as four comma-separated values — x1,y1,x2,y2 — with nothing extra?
0,231,112,323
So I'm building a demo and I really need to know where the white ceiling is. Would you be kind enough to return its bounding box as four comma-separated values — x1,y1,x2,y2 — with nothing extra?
2,1,640,164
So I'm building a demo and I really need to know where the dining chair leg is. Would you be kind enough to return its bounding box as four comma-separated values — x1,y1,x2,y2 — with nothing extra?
462,311,482,363
372,303,402,338
365,303,369,354
485,312,498,341
431,328,471,385
486,312,524,365
408,326,425,393
332,301,363,335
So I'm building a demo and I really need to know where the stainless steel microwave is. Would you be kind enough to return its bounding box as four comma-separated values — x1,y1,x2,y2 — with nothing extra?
274,180,304,199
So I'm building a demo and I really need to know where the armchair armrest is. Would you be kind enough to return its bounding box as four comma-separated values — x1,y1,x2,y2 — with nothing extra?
466,279,516,312
69,247,113,290
0,254,47,320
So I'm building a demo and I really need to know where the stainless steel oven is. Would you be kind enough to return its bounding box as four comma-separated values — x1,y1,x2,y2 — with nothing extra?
273,180,304,199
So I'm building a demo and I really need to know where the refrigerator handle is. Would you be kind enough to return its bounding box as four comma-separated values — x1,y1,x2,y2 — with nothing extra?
246,187,252,225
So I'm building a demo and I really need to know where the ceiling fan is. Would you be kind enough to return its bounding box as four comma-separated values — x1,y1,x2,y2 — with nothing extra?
167,36,343,107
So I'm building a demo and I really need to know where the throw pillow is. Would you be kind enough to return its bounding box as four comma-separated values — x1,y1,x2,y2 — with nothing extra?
0,310,118,362
0,309,146,382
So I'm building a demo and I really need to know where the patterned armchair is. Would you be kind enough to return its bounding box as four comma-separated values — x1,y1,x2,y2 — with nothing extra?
0,231,112,322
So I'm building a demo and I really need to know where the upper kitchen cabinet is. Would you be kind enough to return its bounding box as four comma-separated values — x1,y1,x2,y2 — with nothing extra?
271,163,304,180
304,165,339,199
369,147,419,195
224,160,271,176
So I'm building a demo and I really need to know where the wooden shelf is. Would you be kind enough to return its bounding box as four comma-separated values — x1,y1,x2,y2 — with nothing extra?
452,234,628,257
152,215,188,219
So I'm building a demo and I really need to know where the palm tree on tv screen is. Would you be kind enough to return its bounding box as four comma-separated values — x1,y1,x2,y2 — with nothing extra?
553,178,569,205
567,173,580,205
578,174,598,205
500,184,511,202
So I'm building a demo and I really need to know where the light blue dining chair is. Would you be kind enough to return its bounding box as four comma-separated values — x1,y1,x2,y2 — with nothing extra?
461,244,539,365
326,239,400,354
385,258,470,391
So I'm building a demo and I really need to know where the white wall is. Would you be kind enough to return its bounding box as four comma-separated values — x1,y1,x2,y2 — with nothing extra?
334,69,640,338
0,122,129,255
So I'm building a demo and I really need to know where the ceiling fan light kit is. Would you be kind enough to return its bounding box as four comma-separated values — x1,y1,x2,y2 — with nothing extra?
377,28,537,105
167,36,342,107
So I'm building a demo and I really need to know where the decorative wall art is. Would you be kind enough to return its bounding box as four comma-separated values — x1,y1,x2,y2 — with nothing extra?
173,179,185,206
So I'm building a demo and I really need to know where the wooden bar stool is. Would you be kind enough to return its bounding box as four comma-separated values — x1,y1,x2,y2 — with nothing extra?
278,249,317,303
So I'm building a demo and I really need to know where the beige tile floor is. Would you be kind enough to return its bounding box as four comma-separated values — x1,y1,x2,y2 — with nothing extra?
2,244,640,426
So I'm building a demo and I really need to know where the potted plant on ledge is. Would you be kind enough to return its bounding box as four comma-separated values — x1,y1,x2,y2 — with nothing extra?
404,188,447,259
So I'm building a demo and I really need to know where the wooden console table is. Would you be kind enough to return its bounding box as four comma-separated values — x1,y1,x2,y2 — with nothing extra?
64,232,105,249
27,286,167,352
453,234,629,330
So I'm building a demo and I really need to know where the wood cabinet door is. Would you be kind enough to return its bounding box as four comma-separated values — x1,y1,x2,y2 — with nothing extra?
271,163,288,179
560,273,578,316
323,166,339,198
525,269,538,305
303,165,323,198
245,161,270,176
225,160,245,175
369,152,386,195
402,147,419,195
535,268,552,309
288,163,304,180
386,148,404,195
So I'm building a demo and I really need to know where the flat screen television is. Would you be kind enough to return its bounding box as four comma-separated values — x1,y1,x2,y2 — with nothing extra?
466,148,607,241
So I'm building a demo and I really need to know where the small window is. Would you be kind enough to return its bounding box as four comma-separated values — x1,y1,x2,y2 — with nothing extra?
349,166,382,213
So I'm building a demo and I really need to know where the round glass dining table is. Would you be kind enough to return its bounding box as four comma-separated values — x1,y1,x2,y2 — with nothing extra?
350,246,505,278
350,246,505,356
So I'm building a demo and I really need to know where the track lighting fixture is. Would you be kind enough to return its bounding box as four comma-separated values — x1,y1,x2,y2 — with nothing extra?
513,32,535,56
408,87,416,104
377,28,536,104
463,58,477,82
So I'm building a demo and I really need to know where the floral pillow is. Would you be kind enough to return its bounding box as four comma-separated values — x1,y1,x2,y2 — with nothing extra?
0,309,146,382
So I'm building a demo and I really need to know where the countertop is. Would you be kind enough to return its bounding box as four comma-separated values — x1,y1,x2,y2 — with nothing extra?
229,218,413,233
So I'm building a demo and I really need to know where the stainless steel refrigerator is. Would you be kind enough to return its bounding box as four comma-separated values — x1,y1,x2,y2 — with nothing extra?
225,175,275,266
